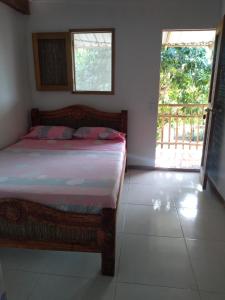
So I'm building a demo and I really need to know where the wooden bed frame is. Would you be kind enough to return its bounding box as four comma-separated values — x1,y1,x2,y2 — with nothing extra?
0,105,128,276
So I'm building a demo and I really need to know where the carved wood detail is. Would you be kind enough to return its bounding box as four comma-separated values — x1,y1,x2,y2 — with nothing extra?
0,199,101,227
0,198,102,250
31,105,128,136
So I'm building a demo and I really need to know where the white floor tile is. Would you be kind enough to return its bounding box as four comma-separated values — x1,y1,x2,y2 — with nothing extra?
200,291,225,300
79,276,116,300
115,283,200,300
0,237,121,280
174,188,224,211
121,183,175,208
4,269,39,300
34,250,101,278
0,248,47,272
187,239,225,293
124,174,130,184
28,233,122,278
129,170,200,188
29,274,115,300
117,204,127,233
118,235,196,289
129,170,167,185
0,248,101,278
124,204,182,237
29,274,86,300
118,184,129,203
179,208,225,241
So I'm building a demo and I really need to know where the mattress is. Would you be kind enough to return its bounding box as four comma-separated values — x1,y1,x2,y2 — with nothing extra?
0,139,126,214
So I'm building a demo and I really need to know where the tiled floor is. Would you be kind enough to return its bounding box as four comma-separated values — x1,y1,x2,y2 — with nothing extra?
1,170,225,299
155,146,203,169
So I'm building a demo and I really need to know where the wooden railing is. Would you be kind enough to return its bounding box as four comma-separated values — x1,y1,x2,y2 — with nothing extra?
157,103,208,149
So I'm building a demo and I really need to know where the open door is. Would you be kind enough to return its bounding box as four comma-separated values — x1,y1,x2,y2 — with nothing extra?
156,30,215,170
200,17,225,188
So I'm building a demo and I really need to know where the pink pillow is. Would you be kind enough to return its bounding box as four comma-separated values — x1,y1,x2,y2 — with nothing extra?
73,127,125,141
23,126,74,140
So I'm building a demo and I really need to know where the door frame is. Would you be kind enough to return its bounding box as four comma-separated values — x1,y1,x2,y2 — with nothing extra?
155,29,216,171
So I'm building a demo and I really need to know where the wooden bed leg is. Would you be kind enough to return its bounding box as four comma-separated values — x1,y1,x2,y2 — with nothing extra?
124,158,127,173
101,208,116,276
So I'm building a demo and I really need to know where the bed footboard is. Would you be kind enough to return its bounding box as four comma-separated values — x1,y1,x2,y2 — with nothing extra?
0,199,117,275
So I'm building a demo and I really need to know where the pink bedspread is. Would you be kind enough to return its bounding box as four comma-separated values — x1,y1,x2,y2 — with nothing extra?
0,139,126,213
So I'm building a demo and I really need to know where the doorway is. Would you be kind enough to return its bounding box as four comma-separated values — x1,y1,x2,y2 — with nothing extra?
155,30,216,169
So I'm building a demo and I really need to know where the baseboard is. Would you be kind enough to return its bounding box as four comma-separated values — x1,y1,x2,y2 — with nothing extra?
127,165,200,173
154,167,200,172
127,165,155,171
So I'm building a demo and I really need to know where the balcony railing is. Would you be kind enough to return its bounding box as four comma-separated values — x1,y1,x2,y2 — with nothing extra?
157,103,208,150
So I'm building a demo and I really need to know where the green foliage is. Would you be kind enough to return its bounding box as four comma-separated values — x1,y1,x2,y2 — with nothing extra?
75,48,111,91
157,47,213,142
160,47,212,104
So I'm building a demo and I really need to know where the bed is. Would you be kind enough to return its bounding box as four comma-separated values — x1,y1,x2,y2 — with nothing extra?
0,105,127,276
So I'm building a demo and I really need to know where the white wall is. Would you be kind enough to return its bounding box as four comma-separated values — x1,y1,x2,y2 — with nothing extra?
222,0,225,14
0,2,30,149
28,0,221,166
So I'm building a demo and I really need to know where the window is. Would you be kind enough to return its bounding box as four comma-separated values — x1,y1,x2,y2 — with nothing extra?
32,32,72,91
32,29,115,93
71,29,115,94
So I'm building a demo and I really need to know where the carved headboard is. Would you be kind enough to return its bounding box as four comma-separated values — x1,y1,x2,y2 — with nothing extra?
31,105,128,136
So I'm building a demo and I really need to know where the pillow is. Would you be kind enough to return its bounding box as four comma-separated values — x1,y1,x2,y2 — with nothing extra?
23,126,74,140
73,127,125,141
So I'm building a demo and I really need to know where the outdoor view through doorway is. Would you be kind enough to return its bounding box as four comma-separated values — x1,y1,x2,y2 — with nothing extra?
155,30,216,169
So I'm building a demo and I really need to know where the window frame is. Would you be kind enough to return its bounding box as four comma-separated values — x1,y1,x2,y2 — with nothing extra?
32,32,73,91
70,28,115,95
